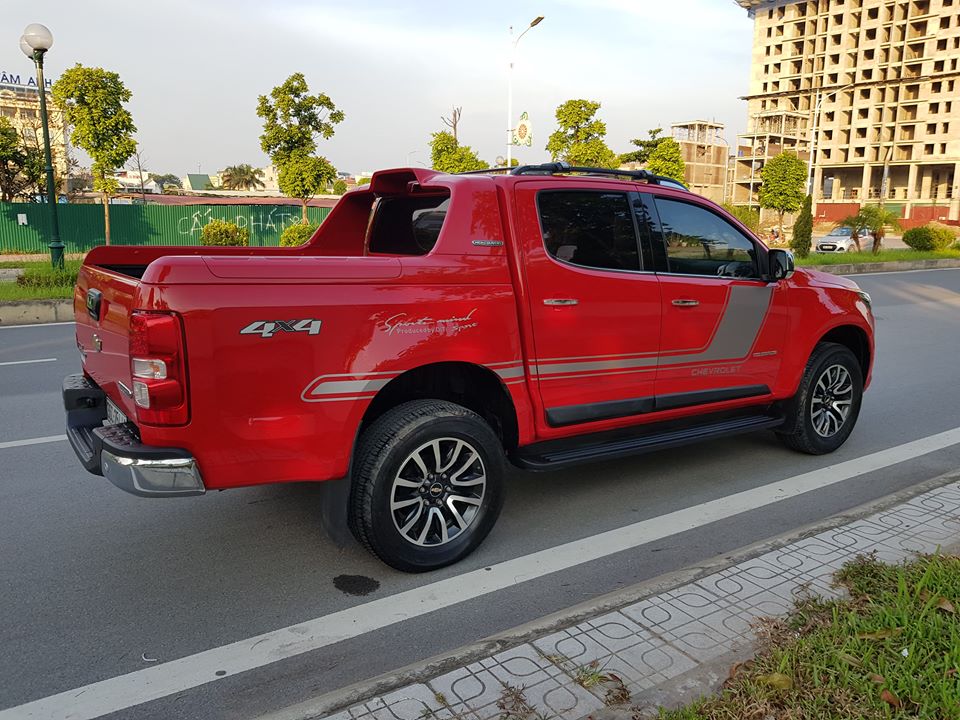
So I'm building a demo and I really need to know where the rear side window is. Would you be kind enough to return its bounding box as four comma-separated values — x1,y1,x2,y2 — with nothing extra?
537,191,641,272
368,194,450,255
654,198,760,278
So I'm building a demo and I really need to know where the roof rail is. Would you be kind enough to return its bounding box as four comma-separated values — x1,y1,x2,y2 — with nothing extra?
508,162,688,190
454,166,514,175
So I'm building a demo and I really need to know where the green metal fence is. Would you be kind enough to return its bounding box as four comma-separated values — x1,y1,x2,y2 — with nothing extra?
0,203,331,253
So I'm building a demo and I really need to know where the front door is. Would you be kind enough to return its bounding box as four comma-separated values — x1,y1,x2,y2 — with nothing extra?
647,194,785,409
515,181,662,431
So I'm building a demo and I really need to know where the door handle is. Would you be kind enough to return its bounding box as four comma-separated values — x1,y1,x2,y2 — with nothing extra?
543,298,579,306
672,299,700,307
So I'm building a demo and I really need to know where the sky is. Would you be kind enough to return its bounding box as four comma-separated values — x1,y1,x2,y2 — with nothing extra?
7,0,755,177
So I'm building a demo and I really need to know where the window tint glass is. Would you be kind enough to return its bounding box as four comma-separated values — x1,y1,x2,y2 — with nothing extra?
538,191,640,272
655,198,760,278
368,195,450,255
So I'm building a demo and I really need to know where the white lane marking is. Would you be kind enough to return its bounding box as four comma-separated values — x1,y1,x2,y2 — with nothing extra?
0,321,74,330
5,425,960,720
0,357,57,367
0,434,67,450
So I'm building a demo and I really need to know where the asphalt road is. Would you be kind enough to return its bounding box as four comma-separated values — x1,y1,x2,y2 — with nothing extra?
2,268,960,720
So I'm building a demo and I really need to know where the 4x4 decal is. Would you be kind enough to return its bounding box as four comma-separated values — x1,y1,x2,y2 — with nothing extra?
240,319,322,338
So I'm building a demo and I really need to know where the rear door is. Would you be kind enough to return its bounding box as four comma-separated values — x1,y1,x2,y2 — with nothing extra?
646,193,785,409
515,181,661,430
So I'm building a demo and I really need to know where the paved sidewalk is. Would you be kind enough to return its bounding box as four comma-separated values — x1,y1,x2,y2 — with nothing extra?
309,477,960,720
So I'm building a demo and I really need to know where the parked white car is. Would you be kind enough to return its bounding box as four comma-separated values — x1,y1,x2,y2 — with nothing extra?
815,227,858,253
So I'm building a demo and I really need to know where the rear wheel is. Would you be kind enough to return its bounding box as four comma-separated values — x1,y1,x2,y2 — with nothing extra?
776,342,863,455
349,400,505,572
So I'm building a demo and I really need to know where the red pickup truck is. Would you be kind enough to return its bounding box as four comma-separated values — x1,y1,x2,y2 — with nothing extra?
64,164,875,571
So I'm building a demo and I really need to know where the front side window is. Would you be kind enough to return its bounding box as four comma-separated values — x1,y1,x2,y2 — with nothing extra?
654,198,760,278
537,191,640,272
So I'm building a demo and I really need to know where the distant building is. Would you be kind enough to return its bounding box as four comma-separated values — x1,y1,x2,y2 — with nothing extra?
735,0,960,223
0,69,69,191
111,169,160,194
182,174,214,191
670,121,730,204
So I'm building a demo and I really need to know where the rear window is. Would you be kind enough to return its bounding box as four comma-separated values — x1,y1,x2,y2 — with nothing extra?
367,193,450,255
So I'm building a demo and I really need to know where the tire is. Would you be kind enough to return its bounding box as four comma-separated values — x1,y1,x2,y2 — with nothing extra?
349,400,506,572
776,342,863,455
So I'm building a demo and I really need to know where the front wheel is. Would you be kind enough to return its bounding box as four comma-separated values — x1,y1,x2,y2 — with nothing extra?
349,400,505,572
776,343,863,455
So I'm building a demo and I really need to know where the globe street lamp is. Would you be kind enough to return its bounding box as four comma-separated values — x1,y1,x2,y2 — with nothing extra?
506,16,544,168
20,23,64,270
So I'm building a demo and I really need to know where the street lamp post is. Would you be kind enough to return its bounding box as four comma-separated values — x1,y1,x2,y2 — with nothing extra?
20,23,64,270
506,16,543,168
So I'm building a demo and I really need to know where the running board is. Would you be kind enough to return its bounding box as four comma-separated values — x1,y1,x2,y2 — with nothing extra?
513,412,784,471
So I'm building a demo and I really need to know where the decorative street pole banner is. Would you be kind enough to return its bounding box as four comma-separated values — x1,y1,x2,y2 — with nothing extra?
512,112,532,146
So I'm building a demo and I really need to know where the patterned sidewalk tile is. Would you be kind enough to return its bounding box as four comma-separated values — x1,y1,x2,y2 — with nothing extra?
325,481,960,720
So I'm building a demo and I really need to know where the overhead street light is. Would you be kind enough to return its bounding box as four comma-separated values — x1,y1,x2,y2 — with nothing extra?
506,16,544,167
20,23,64,270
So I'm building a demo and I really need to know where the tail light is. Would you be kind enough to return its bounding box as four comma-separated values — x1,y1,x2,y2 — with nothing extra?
129,311,189,425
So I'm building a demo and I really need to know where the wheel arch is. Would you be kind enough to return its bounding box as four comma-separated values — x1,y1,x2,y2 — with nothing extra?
356,362,520,455
818,324,871,379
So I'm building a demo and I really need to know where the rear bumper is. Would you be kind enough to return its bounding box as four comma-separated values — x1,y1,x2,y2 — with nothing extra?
62,374,205,497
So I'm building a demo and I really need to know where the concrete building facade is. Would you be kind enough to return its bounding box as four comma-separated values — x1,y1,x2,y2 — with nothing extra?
671,121,730,204
735,0,960,224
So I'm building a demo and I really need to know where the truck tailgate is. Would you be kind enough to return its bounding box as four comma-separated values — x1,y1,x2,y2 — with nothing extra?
74,263,140,421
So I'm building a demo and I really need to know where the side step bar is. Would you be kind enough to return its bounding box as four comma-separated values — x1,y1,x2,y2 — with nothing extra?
513,413,784,471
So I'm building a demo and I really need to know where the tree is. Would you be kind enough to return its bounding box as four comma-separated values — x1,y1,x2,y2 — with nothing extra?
620,127,666,165
149,173,181,191
221,164,265,191
429,130,488,173
52,65,137,245
257,73,343,216
857,204,901,254
791,195,813,258
278,152,337,222
441,106,462,143
835,213,867,252
332,179,348,195
645,138,686,183
0,118,28,202
545,99,618,168
757,151,807,242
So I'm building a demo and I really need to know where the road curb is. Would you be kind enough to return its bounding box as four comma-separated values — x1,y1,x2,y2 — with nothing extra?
0,299,74,327
805,258,960,274
257,470,960,720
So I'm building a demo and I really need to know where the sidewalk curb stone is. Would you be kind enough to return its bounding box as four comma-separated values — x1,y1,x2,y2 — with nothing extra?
0,299,74,326
311,478,960,720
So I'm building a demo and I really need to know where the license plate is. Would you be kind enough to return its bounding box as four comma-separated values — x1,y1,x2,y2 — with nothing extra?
104,397,129,427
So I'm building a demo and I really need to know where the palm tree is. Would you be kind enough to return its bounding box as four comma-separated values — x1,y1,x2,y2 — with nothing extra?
220,164,265,191
857,204,901,254
835,214,867,252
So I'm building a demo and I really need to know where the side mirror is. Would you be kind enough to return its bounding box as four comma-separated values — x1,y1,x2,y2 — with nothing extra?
768,249,795,280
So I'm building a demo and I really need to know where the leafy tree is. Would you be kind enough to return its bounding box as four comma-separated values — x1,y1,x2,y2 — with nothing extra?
645,138,686,183
857,204,901,254
429,130,488,173
332,179,348,195
620,127,666,165
278,152,337,222
791,195,813,258
0,118,28,202
257,73,342,216
280,222,317,247
200,219,248,247
221,164,265,191
357,177,371,186
149,173,182,191
757,151,807,242
52,65,136,245
545,99,618,168
722,203,761,234
835,213,867,252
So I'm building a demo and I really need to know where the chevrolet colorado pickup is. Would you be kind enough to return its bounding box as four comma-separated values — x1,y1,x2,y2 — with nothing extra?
63,163,875,572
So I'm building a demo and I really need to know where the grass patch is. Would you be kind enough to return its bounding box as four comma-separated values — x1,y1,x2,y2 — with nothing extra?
798,248,960,266
0,283,74,301
0,259,79,301
659,553,960,720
